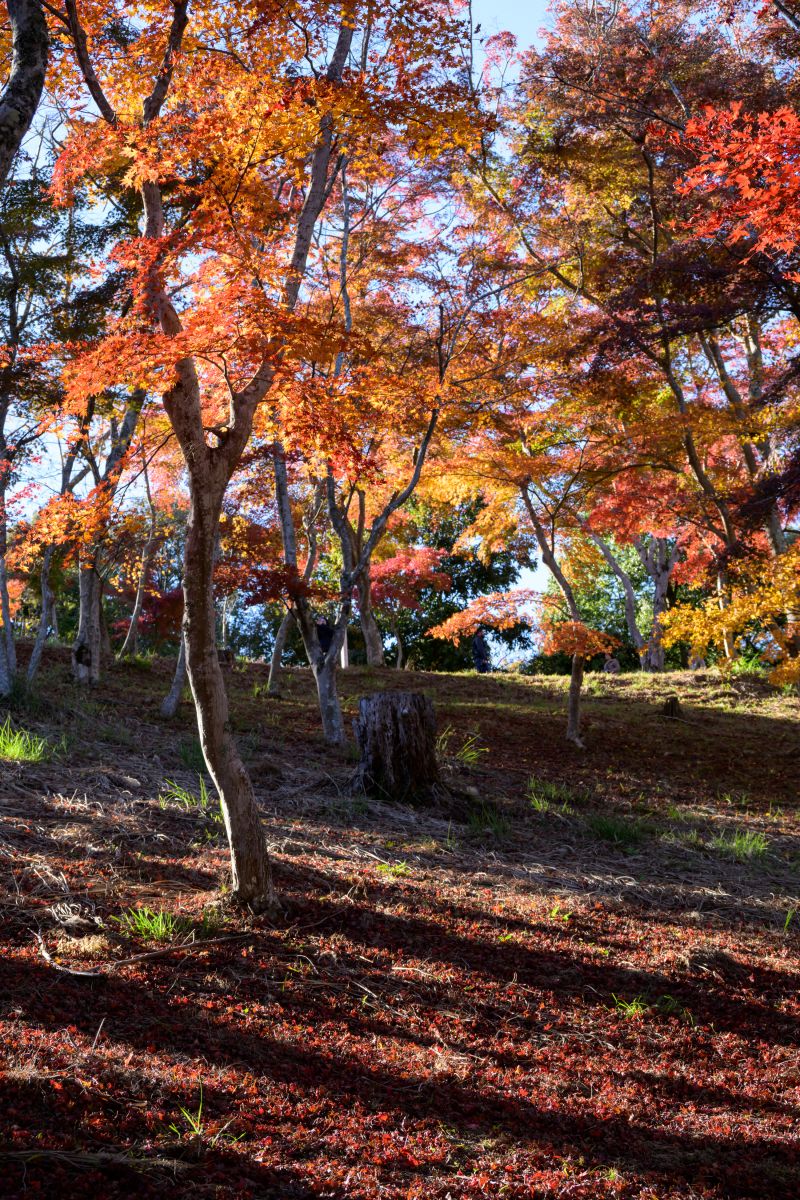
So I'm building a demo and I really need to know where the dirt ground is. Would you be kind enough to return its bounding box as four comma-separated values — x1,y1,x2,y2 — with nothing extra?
1,650,798,1198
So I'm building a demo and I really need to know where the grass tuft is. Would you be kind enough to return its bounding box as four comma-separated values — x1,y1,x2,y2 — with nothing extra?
466,800,510,839
612,994,648,1019
710,828,768,861
112,906,191,941
527,776,583,814
112,905,223,942
436,725,489,767
159,775,225,841
0,715,51,762
376,860,412,878
586,812,649,848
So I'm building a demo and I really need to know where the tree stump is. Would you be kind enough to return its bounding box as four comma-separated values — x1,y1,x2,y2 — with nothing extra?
352,691,440,803
660,695,683,719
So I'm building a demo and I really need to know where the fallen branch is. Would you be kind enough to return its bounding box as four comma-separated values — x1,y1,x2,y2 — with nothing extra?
0,1148,192,1173
36,931,257,977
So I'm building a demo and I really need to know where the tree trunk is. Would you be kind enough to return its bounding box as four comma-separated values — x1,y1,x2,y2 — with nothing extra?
0,551,16,681
634,536,678,672
27,544,54,684
392,618,404,670
160,633,187,718
0,0,49,188
99,593,112,658
566,653,585,748
585,529,645,663
716,570,736,660
642,567,670,671
220,591,231,650
72,562,102,685
119,536,156,658
267,609,292,694
183,489,273,908
523,489,587,746
311,654,347,745
353,691,439,803
358,573,385,666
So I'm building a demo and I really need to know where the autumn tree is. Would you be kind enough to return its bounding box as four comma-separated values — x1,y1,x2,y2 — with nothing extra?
51,0,475,905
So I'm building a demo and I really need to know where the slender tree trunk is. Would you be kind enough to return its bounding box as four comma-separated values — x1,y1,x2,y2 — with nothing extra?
106,15,356,910
160,631,187,718
0,551,16,678
99,592,112,658
567,653,585,748
119,535,156,658
72,561,102,684
632,536,679,672
0,559,10,694
716,570,735,660
267,609,292,693
585,528,646,662
220,591,231,650
273,447,349,740
392,618,404,670
522,487,587,746
358,572,385,666
27,544,55,684
183,487,273,907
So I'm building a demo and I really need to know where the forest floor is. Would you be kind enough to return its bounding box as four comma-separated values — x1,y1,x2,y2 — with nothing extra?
1,649,799,1199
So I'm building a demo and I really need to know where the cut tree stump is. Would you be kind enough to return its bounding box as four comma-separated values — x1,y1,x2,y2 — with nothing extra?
660,695,683,719
352,691,440,803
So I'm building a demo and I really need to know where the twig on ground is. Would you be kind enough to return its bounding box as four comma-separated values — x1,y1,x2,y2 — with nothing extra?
36,931,257,977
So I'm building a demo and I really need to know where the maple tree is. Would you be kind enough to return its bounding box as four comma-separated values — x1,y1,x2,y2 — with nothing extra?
370,547,451,668
42,0,479,902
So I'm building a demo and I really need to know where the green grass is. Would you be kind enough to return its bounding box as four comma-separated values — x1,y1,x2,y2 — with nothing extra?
159,775,226,843
586,812,649,848
179,737,206,773
612,993,694,1024
612,994,648,1019
548,901,573,922
527,776,583,814
436,725,489,767
112,906,192,941
120,653,153,671
0,715,51,762
376,860,412,878
466,800,510,839
112,905,223,942
710,828,768,861
159,775,212,810
654,994,695,1025
168,1083,243,1146
664,803,686,822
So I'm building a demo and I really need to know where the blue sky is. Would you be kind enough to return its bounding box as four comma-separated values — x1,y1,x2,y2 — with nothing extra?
469,0,554,620
471,0,550,49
